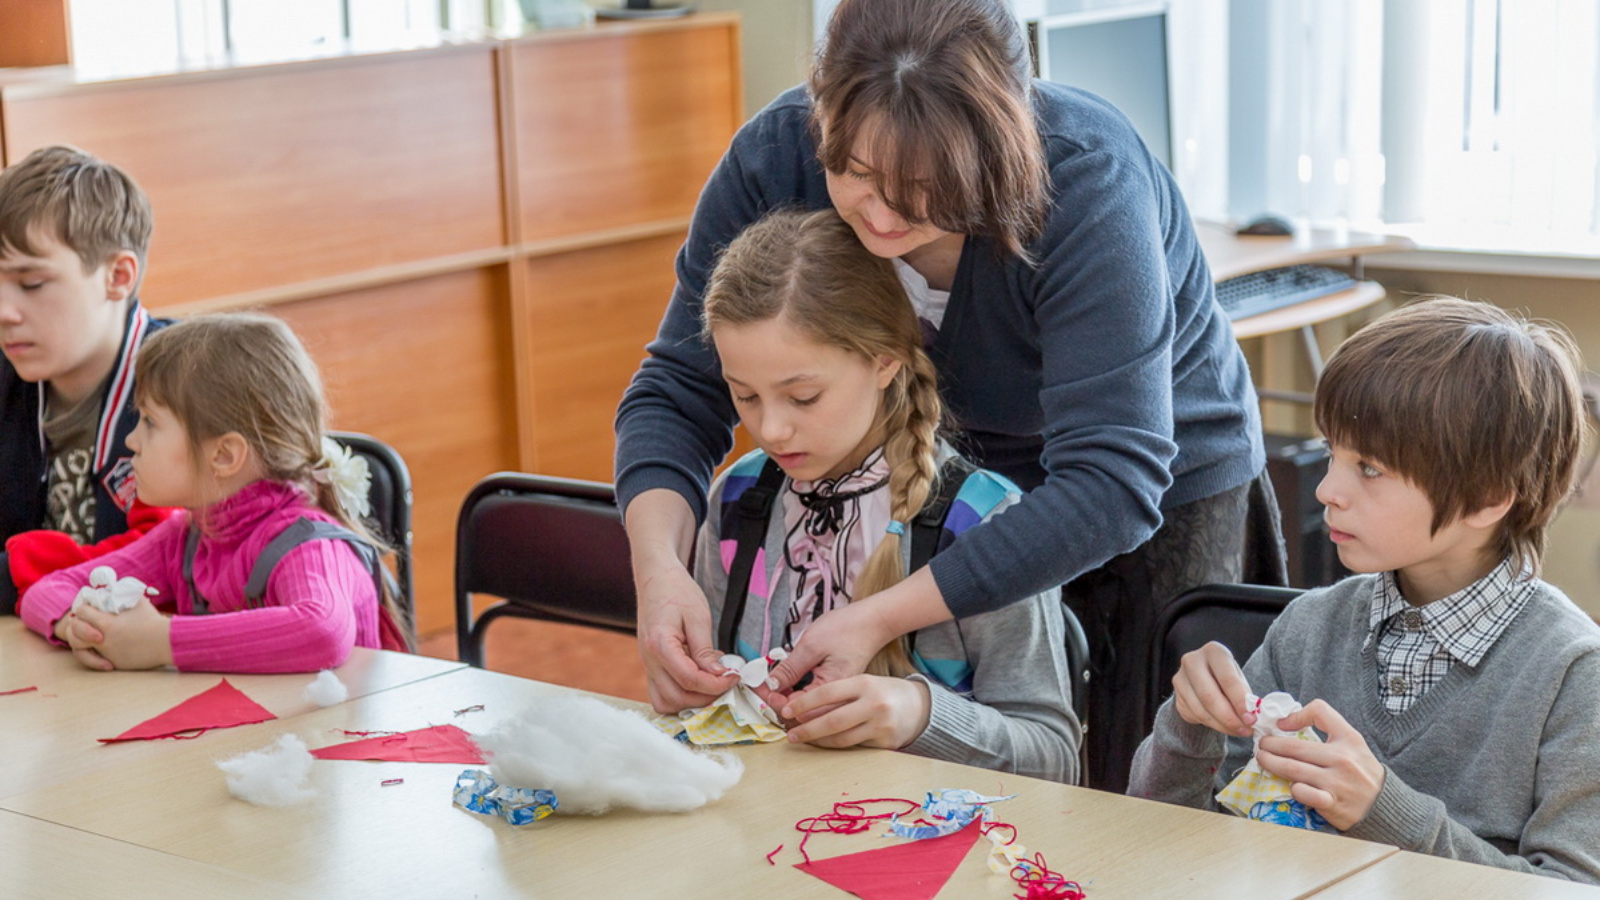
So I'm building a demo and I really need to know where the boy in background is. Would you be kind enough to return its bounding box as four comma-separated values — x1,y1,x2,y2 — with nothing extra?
1130,297,1600,883
0,145,173,615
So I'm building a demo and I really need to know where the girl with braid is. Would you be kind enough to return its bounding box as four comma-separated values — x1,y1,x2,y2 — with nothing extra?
692,209,1080,781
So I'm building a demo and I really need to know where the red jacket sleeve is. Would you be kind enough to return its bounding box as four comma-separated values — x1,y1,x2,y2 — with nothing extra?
6,501,179,608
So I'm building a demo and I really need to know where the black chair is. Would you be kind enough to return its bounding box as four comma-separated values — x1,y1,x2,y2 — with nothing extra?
454,472,637,669
328,431,415,642
1060,599,1092,728
1147,583,1303,720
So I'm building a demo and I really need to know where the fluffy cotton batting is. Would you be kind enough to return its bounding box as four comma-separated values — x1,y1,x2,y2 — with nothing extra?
478,694,743,815
303,669,349,707
216,733,316,806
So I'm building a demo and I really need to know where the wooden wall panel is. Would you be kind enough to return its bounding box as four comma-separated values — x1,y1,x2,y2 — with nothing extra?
270,267,521,636
523,232,685,482
511,25,739,242
0,46,505,306
0,1,70,69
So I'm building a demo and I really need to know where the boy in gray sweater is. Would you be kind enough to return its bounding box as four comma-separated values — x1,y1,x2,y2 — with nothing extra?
1129,297,1600,883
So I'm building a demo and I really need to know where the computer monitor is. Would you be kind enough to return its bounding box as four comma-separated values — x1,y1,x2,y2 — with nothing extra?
1033,4,1173,171
594,0,692,18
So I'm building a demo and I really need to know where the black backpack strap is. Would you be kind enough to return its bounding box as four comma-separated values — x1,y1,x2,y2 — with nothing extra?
718,458,787,654
244,517,384,609
909,458,975,573
183,523,210,614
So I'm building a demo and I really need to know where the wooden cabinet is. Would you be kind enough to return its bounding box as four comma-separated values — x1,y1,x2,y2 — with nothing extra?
0,16,744,635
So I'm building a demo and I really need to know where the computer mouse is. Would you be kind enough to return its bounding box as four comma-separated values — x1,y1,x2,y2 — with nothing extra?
1236,214,1294,236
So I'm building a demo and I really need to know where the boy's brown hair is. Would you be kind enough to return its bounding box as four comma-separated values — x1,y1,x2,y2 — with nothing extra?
810,0,1048,261
1315,296,1587,575
0,145,153,272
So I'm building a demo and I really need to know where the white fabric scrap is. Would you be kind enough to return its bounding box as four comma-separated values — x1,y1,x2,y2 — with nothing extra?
478,694,743,815
216,734,316,806
303,669,348,707
72,565,157,614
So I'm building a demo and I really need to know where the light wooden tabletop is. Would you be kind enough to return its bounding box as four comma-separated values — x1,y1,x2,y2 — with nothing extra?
1,662,1399,900
0,809,312,900
0,619,464,799
1313,850,1600,898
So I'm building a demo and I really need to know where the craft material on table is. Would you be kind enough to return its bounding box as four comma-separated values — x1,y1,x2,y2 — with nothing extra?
310,724,485,764
479,693,742,814
303,669,348,707
99,679,276,743
654,651,788,746
217,733,316,806
452,769,558,826
1215,691,1333,831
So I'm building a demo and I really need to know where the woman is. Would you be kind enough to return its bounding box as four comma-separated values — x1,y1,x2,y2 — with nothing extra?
614,0,1281,791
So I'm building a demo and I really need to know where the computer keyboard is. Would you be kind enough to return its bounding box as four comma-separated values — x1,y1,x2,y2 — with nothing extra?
1214,264,1357,321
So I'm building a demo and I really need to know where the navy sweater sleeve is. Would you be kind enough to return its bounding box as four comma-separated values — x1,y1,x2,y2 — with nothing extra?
614,90,828,521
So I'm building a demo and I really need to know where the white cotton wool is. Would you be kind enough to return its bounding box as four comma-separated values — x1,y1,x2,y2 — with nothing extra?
478,694,743,815
303,669,349,707
216,734,316,807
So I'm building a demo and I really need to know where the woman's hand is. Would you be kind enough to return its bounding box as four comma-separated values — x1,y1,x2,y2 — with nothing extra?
72,598,173,671
782,674,932,749
1257,700,1385,831
55,611,114,671
1170,641,1257,737
766,566,952,703
635,561,738,713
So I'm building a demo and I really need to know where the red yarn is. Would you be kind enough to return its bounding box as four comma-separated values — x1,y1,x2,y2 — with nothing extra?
791,797,922,863
1010,851,1085,900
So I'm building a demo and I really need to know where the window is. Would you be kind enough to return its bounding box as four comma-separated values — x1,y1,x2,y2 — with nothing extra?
1221,0,1600,256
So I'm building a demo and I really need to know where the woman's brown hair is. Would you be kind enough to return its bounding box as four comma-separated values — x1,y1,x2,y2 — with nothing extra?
1315,296,1587,576
703,208,943,676
810,0,1048,261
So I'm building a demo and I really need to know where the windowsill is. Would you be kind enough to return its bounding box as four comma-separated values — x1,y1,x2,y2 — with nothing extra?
1361,224,1600,281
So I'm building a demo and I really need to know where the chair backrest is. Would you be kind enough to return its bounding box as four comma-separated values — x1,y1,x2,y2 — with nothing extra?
454,473,636,663
1149,583,1303,714
328,431,414,633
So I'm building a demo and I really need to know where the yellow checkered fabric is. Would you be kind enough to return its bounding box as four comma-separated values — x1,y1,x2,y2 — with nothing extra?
1216,730,1322,817
651,685,787,746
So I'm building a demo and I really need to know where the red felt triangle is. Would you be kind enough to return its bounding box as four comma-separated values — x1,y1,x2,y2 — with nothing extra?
310,724,485,763
100,679,276,743
795,820,984,900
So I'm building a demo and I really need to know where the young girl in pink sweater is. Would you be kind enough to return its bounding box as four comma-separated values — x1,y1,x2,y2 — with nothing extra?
21,313,408,672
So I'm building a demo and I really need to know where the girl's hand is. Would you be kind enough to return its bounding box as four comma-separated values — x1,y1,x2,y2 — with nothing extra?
1257,699,1385,831
55,612,114,671
73,598,173,671
635,561,738,714
766,600,891,704
781,674,932,749
1170,641,1257,737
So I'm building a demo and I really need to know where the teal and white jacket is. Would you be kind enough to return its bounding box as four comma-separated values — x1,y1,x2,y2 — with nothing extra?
693,445,1081,783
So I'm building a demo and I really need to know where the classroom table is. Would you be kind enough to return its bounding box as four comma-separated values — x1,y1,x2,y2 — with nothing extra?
0,618,464,800
1313,849,1600,899
1,639,1402,900
0,809,312,900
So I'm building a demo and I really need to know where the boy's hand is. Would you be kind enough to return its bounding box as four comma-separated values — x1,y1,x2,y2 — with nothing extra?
780,674,932,750
1256,699,1386,831
73,598,173,671
54,612,114,671
1170,641,1257,737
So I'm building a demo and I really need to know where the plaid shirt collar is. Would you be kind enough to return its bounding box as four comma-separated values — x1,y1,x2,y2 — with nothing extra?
1365,558,1532,667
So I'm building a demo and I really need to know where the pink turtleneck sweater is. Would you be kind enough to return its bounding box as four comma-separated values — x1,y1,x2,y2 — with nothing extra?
21,480,381,673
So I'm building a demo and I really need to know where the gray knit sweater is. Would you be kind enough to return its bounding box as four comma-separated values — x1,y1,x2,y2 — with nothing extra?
1128,574,1600,883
